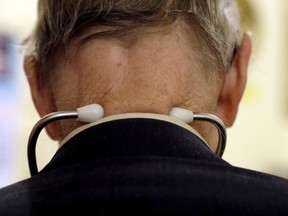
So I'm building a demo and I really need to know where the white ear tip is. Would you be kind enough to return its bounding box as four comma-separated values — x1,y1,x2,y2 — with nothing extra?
170,107,194,124
77,104,104,123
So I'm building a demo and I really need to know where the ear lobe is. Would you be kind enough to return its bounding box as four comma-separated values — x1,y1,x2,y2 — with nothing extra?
24,57,62,140
216,32,253,127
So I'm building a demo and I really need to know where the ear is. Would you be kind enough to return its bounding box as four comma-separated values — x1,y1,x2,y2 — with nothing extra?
24,57,62,140
216,32,253,127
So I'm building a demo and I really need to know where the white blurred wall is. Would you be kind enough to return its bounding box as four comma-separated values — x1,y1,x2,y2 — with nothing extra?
0,0,37,37
0,0,287,187
224,0,288,177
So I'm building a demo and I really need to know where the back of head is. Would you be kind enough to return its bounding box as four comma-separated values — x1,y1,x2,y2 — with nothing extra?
23,0,249,149
25,0,241,82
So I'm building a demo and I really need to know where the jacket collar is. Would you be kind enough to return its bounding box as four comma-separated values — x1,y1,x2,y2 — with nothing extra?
41,114,224,173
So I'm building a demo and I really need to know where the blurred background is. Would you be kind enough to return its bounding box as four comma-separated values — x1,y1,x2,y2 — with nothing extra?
0,0,288,188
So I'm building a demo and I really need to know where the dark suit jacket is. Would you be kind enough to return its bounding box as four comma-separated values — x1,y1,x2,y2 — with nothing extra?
1,118,288,215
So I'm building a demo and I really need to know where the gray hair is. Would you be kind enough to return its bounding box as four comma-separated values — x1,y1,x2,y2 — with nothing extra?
24,0,241,81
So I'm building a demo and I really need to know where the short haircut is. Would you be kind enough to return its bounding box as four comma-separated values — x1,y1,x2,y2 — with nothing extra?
24,0,241,82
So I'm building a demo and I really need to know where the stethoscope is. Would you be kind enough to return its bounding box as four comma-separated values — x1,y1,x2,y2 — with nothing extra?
27,104,227,176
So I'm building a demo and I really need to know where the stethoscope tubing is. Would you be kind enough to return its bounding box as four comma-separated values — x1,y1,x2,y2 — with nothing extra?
27,111,226,176
27,111,78,176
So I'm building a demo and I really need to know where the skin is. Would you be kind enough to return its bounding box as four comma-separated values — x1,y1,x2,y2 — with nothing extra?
24,19,252,153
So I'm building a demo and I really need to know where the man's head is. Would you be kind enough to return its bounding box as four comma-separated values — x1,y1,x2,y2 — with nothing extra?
24,0,252,152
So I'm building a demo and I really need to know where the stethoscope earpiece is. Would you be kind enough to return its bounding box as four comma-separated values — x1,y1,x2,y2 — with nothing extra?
170,107,194,124
27,104,226,176
77,104,104,123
